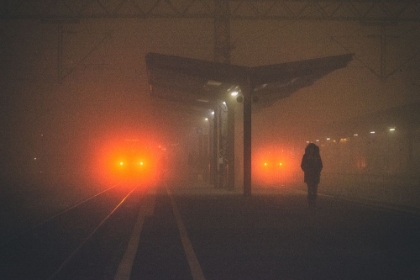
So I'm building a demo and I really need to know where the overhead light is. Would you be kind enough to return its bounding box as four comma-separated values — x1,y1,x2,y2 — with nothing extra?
207,80,222,86
231,91,239,97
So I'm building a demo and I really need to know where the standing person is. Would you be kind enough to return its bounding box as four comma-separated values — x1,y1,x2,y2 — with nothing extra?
301,143,323,209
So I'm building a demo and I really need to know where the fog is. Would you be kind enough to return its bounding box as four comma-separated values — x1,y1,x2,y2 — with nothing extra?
1,17,420,188
1,5,420,279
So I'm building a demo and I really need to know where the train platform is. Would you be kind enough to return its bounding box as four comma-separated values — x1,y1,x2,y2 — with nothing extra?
2,179,419,279
164,180,420,217
120,180,420,279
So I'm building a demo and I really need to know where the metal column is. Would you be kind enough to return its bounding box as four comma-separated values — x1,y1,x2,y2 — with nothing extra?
242,77,253,196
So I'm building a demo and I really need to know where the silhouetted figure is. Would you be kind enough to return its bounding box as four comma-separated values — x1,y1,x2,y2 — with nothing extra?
301,143,323,210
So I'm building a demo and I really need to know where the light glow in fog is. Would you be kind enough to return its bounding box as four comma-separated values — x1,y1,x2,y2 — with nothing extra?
253,145,300,186
92,136,163,188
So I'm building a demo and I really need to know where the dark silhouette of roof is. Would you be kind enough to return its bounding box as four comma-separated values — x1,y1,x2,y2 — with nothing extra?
145,52,354,112
321,101,420,138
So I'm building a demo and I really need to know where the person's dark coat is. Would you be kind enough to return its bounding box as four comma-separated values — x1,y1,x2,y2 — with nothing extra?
301,143,323,185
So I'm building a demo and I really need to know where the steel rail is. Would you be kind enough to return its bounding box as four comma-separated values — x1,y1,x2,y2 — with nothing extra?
47,185,138,280
0,184,120,248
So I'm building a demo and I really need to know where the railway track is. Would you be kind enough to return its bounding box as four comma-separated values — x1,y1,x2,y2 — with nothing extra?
0,184,145,279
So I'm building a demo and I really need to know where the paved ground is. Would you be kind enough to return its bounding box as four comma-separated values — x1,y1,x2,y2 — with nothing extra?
131,182,420,279
2,181,419,279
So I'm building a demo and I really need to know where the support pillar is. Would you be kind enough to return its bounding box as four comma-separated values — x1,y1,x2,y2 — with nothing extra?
214,0,231,64
227,102,235,190
242,78,253,196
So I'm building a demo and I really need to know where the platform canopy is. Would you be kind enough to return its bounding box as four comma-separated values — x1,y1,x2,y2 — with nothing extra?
146,52,353,196
145,52,354,111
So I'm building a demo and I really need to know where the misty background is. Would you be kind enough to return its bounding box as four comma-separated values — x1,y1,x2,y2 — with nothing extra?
1,3,420,187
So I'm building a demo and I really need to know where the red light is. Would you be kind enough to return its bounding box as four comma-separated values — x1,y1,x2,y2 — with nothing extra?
252,145,300,186
92,136,162,188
